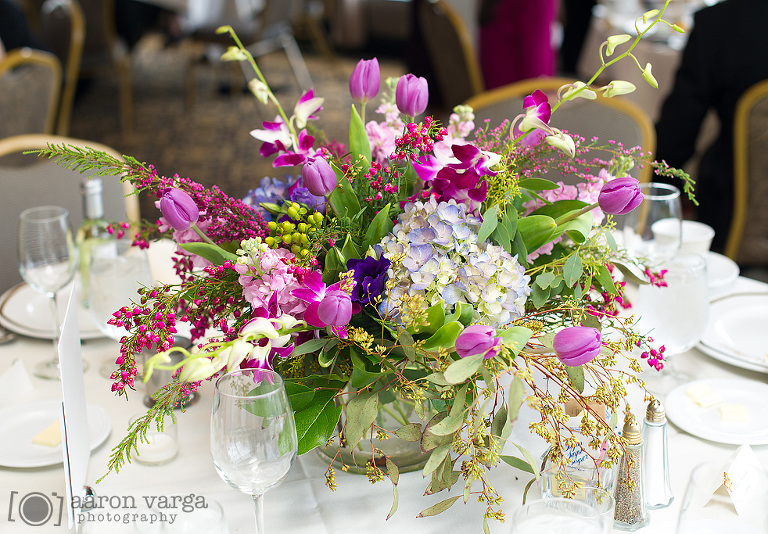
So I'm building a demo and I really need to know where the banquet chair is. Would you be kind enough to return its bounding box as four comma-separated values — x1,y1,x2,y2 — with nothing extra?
464,77,656,184
0,134,139,294
183,0,312,108
0,48,62,138
39,0,86,136
417,0,483,112
725,79,768,265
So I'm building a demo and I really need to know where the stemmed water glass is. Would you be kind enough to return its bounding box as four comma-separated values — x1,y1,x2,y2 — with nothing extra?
17,206,82,379
634,253,709,395
619,182,682,265
88,237,153,378
211,369,298,534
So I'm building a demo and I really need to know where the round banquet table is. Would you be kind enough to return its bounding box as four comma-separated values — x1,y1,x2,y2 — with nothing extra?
0,276,766,533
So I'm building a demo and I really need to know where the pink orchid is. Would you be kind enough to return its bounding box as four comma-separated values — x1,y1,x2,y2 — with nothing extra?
273,129,317,167
514,89,552,148
250,119,292,158
293,89,324,129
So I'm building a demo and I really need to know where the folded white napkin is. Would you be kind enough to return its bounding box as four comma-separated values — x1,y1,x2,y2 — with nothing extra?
0,358,35,409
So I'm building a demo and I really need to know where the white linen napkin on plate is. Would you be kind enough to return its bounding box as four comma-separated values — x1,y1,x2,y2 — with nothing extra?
0,358,34,408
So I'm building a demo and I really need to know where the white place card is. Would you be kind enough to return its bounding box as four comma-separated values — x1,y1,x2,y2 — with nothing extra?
58,284,90,530
704,444,768,516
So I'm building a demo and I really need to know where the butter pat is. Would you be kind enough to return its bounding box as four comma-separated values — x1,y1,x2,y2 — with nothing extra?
686,382,722,408
719,404,750,423
32,420,61,447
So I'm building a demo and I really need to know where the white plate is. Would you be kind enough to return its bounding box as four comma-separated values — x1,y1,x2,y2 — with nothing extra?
0,282,103,340
707,252,740,294
666,379,768,445
0,400,111,468
696,292,768,373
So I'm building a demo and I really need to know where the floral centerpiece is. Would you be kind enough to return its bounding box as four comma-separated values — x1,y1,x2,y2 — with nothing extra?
39,2,693,528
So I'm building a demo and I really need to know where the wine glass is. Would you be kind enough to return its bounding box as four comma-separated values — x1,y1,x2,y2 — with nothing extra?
17,206,81,379
619,182,682,266
211,369,298,534
510,498,610,533
634,253,709,395
88,237,153,378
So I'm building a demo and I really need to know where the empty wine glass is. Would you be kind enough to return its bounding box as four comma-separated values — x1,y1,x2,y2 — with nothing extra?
17,206,81,379
88,237,153,378
634,253,709,395
619,182,682,266
211,369,298,534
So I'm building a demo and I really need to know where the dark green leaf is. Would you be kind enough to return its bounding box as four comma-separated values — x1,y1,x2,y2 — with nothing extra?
362,203,394,250
179,242,237,265
531,199,589,219
492,220,512,251
518,178,561,191
408,302,445,335
349,104,372,163
293,390,342,455
349,348,382,389
328,163,361,218
292,338,335,357
422,321,462,351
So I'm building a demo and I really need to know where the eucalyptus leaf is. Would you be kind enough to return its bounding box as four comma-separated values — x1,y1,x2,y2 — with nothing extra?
394,423,422,442
507,376,526,423
500,326,532,356
500,455,535,474
344,391,380,448
478,205,499,242
421,412,452,452
443,353,483,384
386,457,400,485
563,253,583,287
595,264,618,295
422,443,452,476
565,365,585,393
531,283,551,309
386,484,399,520
535,271,556,289
512,443,540,480
416,496,461,517
398,330,416,362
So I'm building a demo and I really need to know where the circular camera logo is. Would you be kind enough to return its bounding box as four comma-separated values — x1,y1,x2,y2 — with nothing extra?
18,493,54,526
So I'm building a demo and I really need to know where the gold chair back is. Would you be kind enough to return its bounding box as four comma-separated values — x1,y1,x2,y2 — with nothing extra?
726,79,768,264
0,48,62,137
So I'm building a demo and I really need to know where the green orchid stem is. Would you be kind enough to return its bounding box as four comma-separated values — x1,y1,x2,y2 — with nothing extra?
555,202,599,225
191,223,218,247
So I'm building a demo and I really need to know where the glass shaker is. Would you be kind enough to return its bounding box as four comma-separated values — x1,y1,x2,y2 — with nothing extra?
613,413,650,531
643,399,674,509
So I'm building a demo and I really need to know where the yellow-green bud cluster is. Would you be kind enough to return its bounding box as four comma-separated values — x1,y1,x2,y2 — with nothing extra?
264,203,324,257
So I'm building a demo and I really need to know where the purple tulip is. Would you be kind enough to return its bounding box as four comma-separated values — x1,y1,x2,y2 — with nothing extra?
316,290,353,327
455,325,503,360
349,58,380,103
553,327,602,367
598,177,644,215
395,74,429,117
159,188,199,231
302,157,337,197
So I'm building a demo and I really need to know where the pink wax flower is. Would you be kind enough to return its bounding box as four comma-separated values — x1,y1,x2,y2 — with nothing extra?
553,326,602,367
455,325,502,359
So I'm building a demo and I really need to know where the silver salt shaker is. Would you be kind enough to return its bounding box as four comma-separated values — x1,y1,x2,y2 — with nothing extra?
613,413,650,531
643,399,674,509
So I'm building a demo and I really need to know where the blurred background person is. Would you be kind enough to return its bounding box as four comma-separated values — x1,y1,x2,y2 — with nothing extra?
655,0,768,252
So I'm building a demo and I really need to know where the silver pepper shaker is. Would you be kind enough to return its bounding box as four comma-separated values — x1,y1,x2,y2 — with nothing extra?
643,399,674,509
613,413,650,531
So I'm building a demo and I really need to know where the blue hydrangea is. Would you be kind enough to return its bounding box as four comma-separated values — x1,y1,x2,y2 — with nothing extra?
242,176,299,221
376,198,531,327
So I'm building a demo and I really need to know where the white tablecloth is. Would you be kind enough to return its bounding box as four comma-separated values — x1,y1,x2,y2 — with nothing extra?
1,277,767,533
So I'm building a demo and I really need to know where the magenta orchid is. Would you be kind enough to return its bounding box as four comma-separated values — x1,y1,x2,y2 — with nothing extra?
513,89,552,147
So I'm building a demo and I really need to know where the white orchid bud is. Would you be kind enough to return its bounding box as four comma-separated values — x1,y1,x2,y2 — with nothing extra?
241,317,280,339
221,46,247,62
546,131,576,158
602,80,636,98
248,79,269,105
142,352,172,383
179,356,226,383
642,63,658,88
641,9,659,24
605,34,631,56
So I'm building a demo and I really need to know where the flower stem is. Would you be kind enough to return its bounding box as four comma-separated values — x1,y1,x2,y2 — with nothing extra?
554,202,599,225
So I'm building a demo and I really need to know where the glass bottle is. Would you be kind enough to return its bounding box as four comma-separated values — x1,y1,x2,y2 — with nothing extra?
642,399,674,509
76,177,111,307
613,413,650,531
